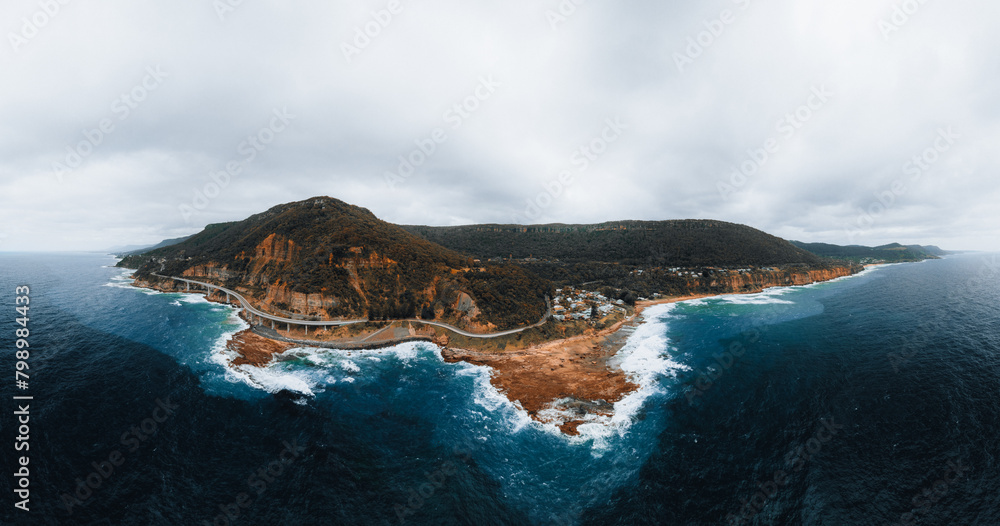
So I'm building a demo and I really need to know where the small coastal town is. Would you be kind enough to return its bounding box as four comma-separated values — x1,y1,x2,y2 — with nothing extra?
551,287,630,322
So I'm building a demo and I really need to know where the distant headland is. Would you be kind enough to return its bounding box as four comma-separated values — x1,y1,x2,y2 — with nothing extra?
116,196,944,434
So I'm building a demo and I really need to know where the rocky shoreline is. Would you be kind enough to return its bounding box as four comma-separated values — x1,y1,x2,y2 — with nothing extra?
441,319,640,435
130,264,864,436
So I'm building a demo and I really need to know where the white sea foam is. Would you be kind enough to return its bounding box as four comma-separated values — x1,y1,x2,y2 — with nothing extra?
103,268,164,296
207,315,325,396
103,268,162,295
108,269,338,398
223,360,319,396
535,398,609,435
456,302,691,450
217,357,319,397
180,294,209,304
111,268,135,280
793,264,888,291
457,361,535,435
102,267,223,306
570,303,689,450
304,353,327,366
100,268,290,396
175,291,683,449
716,289,795,305
684,267,875,306
103,280,161,295
214,341,441,398
360,302,692,449
286,341,428,366
390,341,432,362
570,269,874,446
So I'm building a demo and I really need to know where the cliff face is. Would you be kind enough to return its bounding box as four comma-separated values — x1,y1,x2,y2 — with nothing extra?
118,196,868,331
255,233,298,262
697,265,861,294
259,283,338,317
118,197,551,330
162,237,480,324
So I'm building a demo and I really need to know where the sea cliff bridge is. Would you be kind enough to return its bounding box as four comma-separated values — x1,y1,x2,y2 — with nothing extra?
151,274,549,339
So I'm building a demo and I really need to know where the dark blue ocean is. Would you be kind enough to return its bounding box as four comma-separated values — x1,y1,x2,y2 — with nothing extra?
1,252,998,525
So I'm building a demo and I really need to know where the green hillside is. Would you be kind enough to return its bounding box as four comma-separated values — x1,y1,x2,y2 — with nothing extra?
790,241,945,263
118,197,550,330
403,220,825,267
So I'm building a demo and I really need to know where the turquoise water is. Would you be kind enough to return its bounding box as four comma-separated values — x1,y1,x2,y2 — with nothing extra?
1,252,998,524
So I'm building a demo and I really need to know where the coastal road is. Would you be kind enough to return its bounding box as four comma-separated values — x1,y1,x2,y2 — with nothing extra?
405,302,550,339
151,273,549,339
152,273,368,328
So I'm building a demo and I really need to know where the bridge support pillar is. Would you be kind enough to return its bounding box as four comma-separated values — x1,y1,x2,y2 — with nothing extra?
185,282,189,291
271,320,274,330
305,325,308,336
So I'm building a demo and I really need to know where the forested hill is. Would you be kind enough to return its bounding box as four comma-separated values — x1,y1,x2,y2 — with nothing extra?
116,197,550,330
114,235,192,257
402,220,826,267
791,241,946,263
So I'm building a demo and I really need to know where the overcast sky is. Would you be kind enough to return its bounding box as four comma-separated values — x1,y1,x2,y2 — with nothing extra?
1,0,997,252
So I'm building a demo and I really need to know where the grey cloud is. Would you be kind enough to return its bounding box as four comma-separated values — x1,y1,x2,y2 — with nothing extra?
0,0,997,252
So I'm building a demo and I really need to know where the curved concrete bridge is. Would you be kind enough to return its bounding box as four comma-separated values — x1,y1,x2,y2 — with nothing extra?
153,274,549,339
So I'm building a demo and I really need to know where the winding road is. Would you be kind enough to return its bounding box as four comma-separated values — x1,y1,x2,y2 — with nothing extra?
152,273,549,339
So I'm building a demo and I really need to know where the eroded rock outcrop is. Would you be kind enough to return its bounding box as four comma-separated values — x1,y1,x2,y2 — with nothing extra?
700,266,859,293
